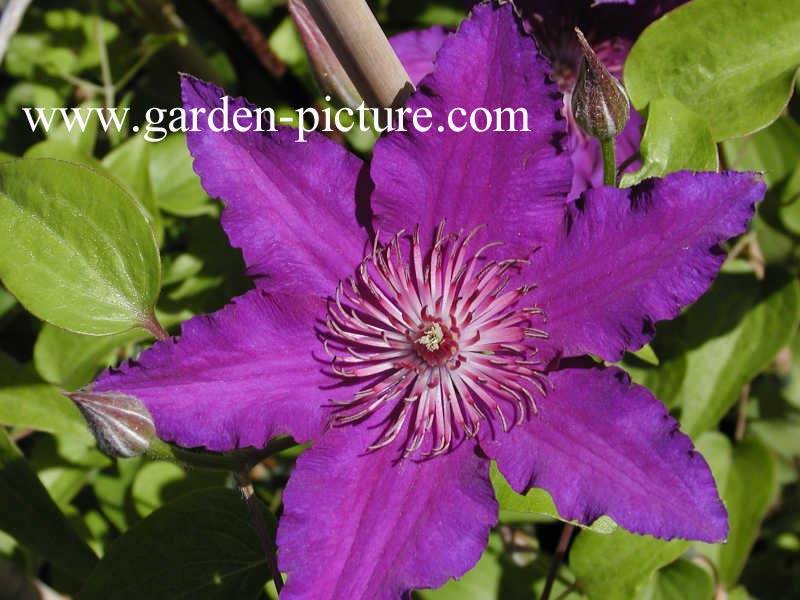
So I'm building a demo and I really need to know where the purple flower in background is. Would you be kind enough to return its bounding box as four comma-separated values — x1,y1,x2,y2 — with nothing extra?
517,0,687,195
80,4,763,598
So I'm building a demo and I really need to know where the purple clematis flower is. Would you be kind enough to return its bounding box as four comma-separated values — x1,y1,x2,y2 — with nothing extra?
80,4,763,598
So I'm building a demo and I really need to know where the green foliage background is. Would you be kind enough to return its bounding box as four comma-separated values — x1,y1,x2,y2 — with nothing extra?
1,0,800,598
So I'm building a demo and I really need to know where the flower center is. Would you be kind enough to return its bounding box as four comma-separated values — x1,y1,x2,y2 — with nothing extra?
322,223,550,457
414,321,457,365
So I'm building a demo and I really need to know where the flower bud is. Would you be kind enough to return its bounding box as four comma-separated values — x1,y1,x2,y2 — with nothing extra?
68,390,155,458
571,28,630,140
289,0,362,109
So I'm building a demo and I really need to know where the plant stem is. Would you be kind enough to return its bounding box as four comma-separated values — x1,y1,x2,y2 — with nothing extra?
10,428,34,443
113,48,159,93
139,310,170,341
0,0,34,63
147,436,299,471
134,0,224,83
207,0,286,78
56,71,105,94
540,523,576,600
553,582,579,600
95,12,115,110
735,382,751,442
235,474,284,593
302,0,412,109
600,138,616,187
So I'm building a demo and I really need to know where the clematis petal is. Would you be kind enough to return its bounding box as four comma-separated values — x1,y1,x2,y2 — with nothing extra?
89,289,329,450
277,426,497,599
480,366,728,542
389,26,450,86
181,75,368,296
370,2,572,256
531,171,764,362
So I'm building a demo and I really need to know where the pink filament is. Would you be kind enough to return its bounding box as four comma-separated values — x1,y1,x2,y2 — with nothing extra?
323,223,550,456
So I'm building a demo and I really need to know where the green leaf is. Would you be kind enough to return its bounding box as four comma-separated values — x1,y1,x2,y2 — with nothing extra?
417,532,573,600
33,323,149,391
670,270,800,437
750,413,800,461
416,533,507,600
629,343,659,366
0,288,17,323
753,212,798,266
694,434,776,586
148,133,214,217
269,17,307,78
24,138,105,169
0,429,98,580
102,132,163,238
26,433,110,509
781,330,800,411
130,461,226,518
624,0,800,140
621,335,687,411
570,528,689,600
0,352,93,442
4,33,74,79
721,115,800,187
491,464,617,534
727,586,756,600
239,0,276,18
0,159,161,335
777,163,800,236
620,97,717,187
721,115,800,237
93,457,143,532
635,559,714,600
78,487,274,600
47,100,101,156
33,308,190,391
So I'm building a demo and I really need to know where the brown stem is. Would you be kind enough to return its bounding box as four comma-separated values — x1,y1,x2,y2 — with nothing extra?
10,428,34,443
616,151,640,178
139,310,170,341
133,0,224,83
735,383,751,442
94,9,115,110
540,524,576,600
302,0,412,109
553,582,579,600
207,0,286,78
724,233,765,279
236,475,284,593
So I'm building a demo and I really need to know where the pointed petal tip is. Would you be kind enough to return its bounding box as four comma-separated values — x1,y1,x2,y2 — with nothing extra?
89,290,330,452
278,427,496,598
370,0,572,254
482,366,730,543
179,74,224,111
177,74,369,296
535,169,765,361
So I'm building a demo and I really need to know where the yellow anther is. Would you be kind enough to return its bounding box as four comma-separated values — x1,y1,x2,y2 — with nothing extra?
416,323,444,351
